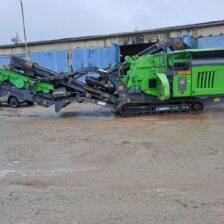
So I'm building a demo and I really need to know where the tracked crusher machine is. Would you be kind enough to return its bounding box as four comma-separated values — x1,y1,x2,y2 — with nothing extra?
1,43,224,116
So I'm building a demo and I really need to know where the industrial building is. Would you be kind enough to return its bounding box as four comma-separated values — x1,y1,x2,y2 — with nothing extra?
1,20,224,73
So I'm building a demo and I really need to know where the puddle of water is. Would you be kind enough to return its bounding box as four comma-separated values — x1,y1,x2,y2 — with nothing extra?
0,170,23,178
0,166,98,178
23,167,98,177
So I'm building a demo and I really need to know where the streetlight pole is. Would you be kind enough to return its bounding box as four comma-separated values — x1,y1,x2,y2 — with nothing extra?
18,0,29,58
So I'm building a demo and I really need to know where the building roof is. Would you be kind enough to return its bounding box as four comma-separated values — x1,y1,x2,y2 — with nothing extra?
1,20,224,49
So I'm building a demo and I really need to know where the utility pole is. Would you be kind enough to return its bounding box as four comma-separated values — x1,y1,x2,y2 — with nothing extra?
18,0,29,58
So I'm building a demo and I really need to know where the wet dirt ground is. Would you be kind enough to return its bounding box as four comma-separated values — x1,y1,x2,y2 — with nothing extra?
0,103,224,224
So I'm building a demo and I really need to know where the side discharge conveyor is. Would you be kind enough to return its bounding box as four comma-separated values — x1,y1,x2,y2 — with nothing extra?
1,43,224,116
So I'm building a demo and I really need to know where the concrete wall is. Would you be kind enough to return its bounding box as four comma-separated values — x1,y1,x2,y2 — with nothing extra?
1,23,224,57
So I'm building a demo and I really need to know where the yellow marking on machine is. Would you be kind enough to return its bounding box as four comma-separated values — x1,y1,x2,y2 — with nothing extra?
214,98,221,102
176,71,191,75
25,61,33,67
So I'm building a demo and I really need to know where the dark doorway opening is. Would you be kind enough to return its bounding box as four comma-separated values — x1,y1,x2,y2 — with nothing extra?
119,42,156,62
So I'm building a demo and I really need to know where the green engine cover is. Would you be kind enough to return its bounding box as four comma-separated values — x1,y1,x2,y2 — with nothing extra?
122,48,224,101
192,65,224,96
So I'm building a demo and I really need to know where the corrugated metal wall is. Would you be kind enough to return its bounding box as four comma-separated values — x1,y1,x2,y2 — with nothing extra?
72,44,120,81
197,35,224,48
0,56,11,66
0,51,68,73
0,44,120,74
182,34,192,47
72,44,120,71
0,54,26,66
31,51,68,73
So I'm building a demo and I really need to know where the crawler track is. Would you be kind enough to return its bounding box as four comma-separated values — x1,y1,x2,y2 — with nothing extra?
118,100,204,117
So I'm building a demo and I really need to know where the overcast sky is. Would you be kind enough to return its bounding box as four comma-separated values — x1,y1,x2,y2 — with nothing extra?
1,0,224,45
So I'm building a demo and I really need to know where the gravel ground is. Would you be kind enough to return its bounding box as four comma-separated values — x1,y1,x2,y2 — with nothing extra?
0,104,224,224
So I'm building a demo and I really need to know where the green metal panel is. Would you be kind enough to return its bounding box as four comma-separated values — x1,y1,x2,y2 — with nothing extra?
140,73,170,100
192,65,224,96
156,73,170,100
173,75,192,97
122,54,168,98
0,67,54,94
0,67,30,89
33,82,54,94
